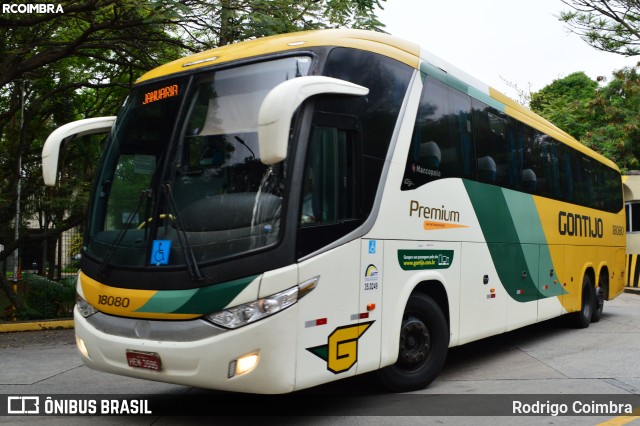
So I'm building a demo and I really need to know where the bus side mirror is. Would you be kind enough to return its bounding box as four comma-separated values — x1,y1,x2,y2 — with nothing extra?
257,76,369,165
41,116,116,186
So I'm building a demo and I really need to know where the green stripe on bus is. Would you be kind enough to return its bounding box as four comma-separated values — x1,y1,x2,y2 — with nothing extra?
502,190,566,298
135,275,259,314
464,180,541,302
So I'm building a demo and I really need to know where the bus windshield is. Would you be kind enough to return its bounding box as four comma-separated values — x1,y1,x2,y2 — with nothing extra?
86,56,312,270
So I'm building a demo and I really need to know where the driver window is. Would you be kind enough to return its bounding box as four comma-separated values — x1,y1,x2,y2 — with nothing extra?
298,120,362,258
301,126,357,225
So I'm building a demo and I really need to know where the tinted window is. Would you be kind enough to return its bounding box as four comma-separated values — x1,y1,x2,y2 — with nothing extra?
322,48,412,217
298,115,362,257
628,203,640,232
472,101,519,188
301,126,358,225
400,71,622,214
402,76,473,190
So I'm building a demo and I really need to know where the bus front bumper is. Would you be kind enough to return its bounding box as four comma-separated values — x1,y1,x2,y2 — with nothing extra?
73,305,299,394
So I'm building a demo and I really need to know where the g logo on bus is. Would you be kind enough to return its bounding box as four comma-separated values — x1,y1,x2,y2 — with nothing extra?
306,321,374,374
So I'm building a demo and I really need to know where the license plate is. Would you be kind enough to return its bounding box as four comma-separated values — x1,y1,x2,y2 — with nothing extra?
126,350,162,372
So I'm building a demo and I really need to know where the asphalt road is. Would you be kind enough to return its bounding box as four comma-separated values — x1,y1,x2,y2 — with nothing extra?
1,292,640,425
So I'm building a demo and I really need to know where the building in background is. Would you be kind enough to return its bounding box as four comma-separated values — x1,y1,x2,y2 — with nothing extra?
624,172,640,288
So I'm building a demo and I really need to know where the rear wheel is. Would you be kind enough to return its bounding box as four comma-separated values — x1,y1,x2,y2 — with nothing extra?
592,271,607,323
573,274,595,329
377,293,449,392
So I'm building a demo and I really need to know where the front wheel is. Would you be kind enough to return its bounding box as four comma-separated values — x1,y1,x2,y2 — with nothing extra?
377,293,449,392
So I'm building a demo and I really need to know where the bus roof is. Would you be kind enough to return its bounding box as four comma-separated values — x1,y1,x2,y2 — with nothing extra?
135,29,421,83
135,28,619,172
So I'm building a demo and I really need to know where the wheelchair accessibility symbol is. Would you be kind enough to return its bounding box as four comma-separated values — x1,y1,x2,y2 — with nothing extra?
151,240,172,265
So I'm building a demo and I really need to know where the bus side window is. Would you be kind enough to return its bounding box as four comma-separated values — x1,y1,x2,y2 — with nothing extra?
298,116,363,258
401,76,473,191
472,102,515,187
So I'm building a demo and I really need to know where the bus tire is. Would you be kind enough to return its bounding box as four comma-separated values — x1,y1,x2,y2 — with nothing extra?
592,273,607,323
377,293,449,392
573,274,595,329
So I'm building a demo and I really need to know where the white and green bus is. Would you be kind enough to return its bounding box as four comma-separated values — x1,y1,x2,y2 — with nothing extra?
42,29,626,394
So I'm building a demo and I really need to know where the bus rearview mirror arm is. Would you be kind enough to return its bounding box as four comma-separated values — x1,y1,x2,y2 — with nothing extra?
41,116,116,186
257,76,369,165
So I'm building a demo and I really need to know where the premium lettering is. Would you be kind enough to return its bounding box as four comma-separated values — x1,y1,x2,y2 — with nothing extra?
409,200,460,222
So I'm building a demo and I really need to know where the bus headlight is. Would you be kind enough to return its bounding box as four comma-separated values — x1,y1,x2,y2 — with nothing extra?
76,293,99,318
206,277,318,329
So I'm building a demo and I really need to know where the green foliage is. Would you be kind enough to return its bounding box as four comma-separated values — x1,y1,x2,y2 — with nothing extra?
529,72,598,141
531,66,640,173
554,2,640,172
0,0,188,256
15,273,76,320
180,0,386,47
582,66,640,171
68,233,84,259
560,1,640,56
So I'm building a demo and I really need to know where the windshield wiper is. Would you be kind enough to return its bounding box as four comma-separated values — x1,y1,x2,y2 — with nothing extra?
97,188,152,278
161,183,203,281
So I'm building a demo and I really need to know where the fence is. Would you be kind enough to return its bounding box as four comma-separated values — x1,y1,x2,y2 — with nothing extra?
0,226,81,322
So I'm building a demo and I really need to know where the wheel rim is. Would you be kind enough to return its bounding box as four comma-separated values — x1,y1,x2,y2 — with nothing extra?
397,314,432,371
582,284,593,319
596,287,604,309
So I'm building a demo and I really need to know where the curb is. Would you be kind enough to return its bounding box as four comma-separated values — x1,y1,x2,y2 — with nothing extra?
0,319,74,333
625,286,640,295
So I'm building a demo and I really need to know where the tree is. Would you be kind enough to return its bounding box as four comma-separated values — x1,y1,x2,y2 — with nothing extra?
0,0,387,310
0,0,191,273
582,65,640,170
529,71,599,141
559,0,640,56
530,66,640,172
172,0,385,48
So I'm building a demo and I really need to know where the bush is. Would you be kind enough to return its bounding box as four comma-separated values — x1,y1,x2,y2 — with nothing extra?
15,273,76,320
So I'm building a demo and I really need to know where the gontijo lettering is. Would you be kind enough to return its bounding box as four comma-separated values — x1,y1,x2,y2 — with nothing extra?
558,211,603,238
142,84,179,105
